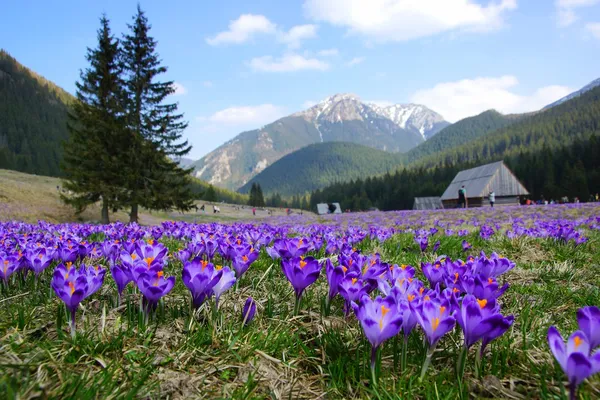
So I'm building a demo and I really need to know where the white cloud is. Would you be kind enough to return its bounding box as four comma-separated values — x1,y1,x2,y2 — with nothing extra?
302,100,318,109
346,57,365,66
585,22,600,38
206,14,276,45
410,76,573,122
555,0,600,26
318,48,339,56
248,53,330,72
172,82,187,95
197,104,288,126
303,0,517,42
278,24,318,48
202,81,213,88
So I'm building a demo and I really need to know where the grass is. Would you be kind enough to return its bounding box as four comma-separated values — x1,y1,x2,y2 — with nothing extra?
1,205,600,399
0,169,306,225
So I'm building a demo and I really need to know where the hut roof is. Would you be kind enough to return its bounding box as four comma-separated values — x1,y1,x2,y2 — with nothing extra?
413,197,443,210
441,161,529,201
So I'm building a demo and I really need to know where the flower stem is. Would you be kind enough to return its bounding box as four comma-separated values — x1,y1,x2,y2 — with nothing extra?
569,384,577,400
419,344,436,381
402,335,409,372
393,335,399,371
293,294,302,316
371,346,378,387
475,345,482,379
457,345,468,383
69,310,76,340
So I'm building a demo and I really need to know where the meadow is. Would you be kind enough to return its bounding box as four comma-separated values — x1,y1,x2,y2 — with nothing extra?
1,204,599,399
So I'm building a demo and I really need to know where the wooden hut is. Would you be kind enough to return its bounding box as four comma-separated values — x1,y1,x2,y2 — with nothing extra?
413,197,443,210
441,161,528,208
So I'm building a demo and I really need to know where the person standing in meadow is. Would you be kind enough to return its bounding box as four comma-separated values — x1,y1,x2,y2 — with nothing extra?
457,186,467,208
488,190,495,207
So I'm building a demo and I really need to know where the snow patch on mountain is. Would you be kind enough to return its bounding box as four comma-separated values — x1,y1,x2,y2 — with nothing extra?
368,103,447,140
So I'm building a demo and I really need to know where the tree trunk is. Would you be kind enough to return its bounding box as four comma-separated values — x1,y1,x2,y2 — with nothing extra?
101,197,110,225
130,203,139,224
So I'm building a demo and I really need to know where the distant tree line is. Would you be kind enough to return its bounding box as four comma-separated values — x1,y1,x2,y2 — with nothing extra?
61,7,194,223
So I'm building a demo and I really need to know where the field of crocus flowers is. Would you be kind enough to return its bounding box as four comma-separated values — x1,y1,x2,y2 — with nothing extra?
1,204,600,399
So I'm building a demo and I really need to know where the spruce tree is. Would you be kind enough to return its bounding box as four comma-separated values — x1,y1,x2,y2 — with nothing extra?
256,183,265,207
61,15,128,224
121,5,194,223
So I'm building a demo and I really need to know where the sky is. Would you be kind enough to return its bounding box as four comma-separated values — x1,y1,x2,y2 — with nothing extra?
2,0,600,160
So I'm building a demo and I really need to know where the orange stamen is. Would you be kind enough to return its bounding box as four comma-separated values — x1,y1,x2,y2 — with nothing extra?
431,317,440,331
477,299,488,309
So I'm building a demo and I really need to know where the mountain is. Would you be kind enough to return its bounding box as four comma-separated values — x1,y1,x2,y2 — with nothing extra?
368,103,450,140
192,93,448,190
544,77,600,109
405,110,525,163
239,142,403,196
0,49,75,176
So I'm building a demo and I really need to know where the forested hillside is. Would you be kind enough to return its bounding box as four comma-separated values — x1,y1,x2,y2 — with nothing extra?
0,50,73,176
413,85,600,169
239,142,403,196
405,110,524,163
312,87,600,211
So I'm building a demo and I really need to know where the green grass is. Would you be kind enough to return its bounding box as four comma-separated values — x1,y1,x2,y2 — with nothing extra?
1,225,600,398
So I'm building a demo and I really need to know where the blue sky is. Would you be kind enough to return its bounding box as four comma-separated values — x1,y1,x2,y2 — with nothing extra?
3,0,600,159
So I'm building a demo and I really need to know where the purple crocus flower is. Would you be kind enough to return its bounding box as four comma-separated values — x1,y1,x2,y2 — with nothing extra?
547,326,600,399
422,260,446,288
135,242,168,270
212,266,236,308
432,240,441,253
0,255,18,282
414,235,428,252
281,256,321,313
414,295,456,379
242,297,257,325
324,259,345,302
456,295,512,349
266,246,281,260
177,248,192,264
27,248,54,275
273,238,310,259
352,294,403,378
136,270,175,313
182,258,223,309
577,306,600,349
462,240,472,252
463,275,509,301
51,262,104,337
110,264,133,298
338,273,370,314
231,249,259,278
414,296,456,348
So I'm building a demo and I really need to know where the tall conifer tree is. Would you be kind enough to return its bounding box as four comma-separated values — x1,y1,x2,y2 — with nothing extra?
121,5,194,223
61,15,128,224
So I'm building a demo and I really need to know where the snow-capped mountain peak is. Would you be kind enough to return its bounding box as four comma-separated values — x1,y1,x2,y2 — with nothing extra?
368,102,449,140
